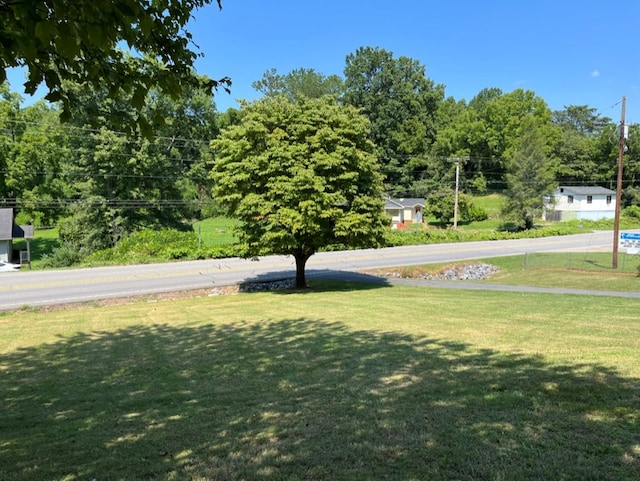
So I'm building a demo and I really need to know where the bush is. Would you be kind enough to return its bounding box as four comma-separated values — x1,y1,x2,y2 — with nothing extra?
426,192,488,225
463,202,489,222
114,229,199,258
624,205,640,220
83,229,246,265
40,243,86,268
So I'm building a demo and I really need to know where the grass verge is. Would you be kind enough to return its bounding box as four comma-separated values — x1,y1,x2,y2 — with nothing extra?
484,253,640,291
373,252,640,292
1,283,639,480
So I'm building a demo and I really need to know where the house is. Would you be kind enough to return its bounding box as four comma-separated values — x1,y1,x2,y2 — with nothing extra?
0,208,34,264
543,186,616,222
385,198,425,226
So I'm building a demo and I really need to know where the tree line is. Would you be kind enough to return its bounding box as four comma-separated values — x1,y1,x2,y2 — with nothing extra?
1,46,639,257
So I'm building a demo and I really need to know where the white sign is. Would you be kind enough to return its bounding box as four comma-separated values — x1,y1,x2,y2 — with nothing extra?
620,232,640,254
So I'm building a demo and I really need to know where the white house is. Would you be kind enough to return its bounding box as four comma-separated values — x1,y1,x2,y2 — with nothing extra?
384,198,425,226
543,186,616,221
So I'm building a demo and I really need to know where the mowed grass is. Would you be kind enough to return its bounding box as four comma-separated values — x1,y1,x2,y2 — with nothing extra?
484,253,640,291
374,252,640,292
1,282,639,480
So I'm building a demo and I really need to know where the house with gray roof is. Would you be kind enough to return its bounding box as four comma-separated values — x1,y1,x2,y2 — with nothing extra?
0,208,34,264
543,186,616,221
384,198,425,226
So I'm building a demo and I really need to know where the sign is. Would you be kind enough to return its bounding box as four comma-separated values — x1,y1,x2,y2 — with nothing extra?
620,232,640,254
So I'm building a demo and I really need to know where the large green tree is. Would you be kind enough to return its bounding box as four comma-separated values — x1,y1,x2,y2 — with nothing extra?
552,105,615,185
502,115,558,229
343,47,444,195
1,0,229,132
0,84,22,201
4,101,72,225
212,96,388,288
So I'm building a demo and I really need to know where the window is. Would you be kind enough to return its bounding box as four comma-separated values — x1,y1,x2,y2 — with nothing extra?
607,195,612,204
587,195,593,204
567,195,574,204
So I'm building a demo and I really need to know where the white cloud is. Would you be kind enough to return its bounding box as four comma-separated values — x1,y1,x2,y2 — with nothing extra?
591,69,600,78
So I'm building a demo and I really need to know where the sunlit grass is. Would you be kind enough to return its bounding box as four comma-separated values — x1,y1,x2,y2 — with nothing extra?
192,216,240,246
470,193,505,216
483,253,640,291
1,283,639,480
379,252,640,291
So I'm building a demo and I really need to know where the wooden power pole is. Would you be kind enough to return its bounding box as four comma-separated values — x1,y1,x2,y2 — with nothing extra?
612,96,626,269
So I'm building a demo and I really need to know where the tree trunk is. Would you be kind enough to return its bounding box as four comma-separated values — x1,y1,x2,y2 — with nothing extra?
293,249,313,289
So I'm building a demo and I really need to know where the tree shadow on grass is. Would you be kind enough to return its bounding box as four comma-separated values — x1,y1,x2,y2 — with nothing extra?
1,319,639,480
240,269,391,293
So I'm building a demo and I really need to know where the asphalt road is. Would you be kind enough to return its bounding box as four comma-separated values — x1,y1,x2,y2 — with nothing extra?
0,230,630,311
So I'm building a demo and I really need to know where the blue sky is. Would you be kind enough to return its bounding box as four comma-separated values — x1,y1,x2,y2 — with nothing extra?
6,0,639,123
188,0,639,123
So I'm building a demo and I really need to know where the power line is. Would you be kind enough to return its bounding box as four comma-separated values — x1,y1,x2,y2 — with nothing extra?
0,119,213,147
0,198,216,209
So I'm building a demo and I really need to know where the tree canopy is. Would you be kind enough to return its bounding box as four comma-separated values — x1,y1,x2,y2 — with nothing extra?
502,115,558,229
252,68,344,101
1,0,229,132
0,75,220,256
211,96,388,288
343,47,444,195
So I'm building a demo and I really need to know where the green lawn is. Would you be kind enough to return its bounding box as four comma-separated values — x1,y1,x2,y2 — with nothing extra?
193,216,240,246
470,193,505,218
11,228,60,269
1,282,638,480
483,253,640,291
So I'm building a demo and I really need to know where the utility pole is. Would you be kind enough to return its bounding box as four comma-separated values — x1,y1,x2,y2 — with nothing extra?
612,96,626,269
448,158,461,228
448,156,469,229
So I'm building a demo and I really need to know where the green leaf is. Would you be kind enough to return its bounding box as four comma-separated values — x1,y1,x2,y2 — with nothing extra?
44,90,63,103
34,22,54,43
56,33,80,58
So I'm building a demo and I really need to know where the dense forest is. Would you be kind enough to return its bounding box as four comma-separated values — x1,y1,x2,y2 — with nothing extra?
1,46,638,255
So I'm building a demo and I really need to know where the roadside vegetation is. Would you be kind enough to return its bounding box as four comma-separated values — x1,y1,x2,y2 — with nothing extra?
4,50,640,273
15,196,640,270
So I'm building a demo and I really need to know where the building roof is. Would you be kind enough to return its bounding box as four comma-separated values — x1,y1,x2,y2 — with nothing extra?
0,208,34,240
384,198,425,209
0,208,13,240
558,186,616,196
13,224,34,239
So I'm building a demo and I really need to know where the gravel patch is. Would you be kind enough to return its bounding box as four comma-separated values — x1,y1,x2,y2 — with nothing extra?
422,263,499,281
239,278,296,292
380,263,499,281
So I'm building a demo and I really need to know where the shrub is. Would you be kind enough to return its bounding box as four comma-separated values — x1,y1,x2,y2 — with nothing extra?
113,229,199,259
40,243,86,268
624,205,640,220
